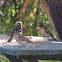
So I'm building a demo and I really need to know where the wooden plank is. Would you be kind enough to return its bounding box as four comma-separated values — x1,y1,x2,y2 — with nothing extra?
0,41,62,55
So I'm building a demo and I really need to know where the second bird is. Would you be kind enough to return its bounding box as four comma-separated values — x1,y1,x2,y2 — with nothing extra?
37,22,56,40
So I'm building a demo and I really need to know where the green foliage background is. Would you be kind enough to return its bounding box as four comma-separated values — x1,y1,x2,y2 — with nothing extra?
0,55,10,62
0,0,56,37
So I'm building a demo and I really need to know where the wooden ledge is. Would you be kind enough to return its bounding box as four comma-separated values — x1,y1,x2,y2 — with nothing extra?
0,41,62,56
0,34,62,56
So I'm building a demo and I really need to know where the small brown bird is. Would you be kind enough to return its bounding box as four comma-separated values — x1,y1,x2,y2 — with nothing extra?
7,21,33,44
7,22,23,42
13,32,33,44
37,22,56,40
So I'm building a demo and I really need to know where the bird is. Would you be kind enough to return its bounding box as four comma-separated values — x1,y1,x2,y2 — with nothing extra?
7,21,33,44
13,32,33,44
7,21,23,42
37,22,56,40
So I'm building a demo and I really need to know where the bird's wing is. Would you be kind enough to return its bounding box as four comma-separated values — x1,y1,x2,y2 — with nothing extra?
44,26,54,37
17,35,33,43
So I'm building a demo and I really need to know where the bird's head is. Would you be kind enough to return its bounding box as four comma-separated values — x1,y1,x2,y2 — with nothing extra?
16,21,22,28
37,23,44,27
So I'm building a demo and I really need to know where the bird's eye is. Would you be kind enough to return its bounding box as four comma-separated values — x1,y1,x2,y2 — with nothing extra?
19,31,21,32
41,24,43,26
17,23,21,26
18,30,22,32
39,24,43,27
13,29,16,32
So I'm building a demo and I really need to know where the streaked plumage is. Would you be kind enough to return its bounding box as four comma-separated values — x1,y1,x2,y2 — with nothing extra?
13,32,33,44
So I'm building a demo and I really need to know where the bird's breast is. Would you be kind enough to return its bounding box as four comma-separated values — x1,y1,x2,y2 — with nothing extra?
39,27,52,37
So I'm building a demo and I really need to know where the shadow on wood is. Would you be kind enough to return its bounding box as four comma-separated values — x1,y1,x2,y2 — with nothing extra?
6,55,62,61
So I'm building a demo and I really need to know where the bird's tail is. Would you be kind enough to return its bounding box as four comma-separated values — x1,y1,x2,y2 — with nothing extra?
22,36,33,44
7,37,12,42
52,36,57,41
7,33,13,42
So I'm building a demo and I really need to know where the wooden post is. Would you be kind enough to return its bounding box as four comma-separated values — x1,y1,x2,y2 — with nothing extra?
40,0,62,40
